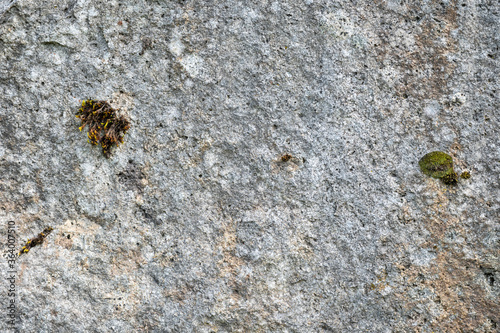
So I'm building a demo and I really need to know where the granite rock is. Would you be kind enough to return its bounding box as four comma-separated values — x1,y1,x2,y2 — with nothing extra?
0,0,499,332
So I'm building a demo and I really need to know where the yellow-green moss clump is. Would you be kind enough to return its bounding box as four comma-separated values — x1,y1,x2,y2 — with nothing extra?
460,171,471,179
76,100,131,158
419,151,457,185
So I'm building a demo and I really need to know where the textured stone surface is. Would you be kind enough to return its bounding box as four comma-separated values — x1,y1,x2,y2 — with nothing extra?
0,0,499,332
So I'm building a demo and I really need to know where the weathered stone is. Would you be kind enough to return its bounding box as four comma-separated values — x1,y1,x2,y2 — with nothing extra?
0,0,498,332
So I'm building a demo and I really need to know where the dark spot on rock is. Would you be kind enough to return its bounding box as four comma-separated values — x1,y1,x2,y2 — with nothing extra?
480,266,496,286
118,161,145,191
319,322,334,331
281,153,292,162
140,37,153,55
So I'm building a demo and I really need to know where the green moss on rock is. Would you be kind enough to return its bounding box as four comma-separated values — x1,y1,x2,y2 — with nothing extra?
419,151,457,184
442,172,458,185
460,171,471,179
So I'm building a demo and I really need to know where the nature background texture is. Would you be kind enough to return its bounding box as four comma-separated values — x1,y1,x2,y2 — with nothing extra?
0,0,499,332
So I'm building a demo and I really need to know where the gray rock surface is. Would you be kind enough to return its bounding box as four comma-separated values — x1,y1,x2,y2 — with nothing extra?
0,0,499,332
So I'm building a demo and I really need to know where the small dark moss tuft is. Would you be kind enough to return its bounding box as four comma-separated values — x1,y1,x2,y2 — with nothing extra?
460,171,471,179
18,227,53,256
281,153,292,162
76,100,131,158
419,151,457,185
442,172,458,185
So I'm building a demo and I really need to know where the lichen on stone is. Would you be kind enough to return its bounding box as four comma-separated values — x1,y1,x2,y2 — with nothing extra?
419,151,457,185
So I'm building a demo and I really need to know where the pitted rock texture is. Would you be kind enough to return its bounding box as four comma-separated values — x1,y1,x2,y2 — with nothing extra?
0,0,499,332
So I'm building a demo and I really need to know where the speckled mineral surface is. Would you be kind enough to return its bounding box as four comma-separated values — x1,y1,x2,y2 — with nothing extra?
1,0,498,332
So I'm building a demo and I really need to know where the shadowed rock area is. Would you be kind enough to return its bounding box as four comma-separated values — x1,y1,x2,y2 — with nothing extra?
0,0,498,332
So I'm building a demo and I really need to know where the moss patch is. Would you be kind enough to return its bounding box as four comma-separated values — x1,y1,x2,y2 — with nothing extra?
76,100,131,158
460,171,471,179
442,172,458,185
18,227,53,256
419,151,457,184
